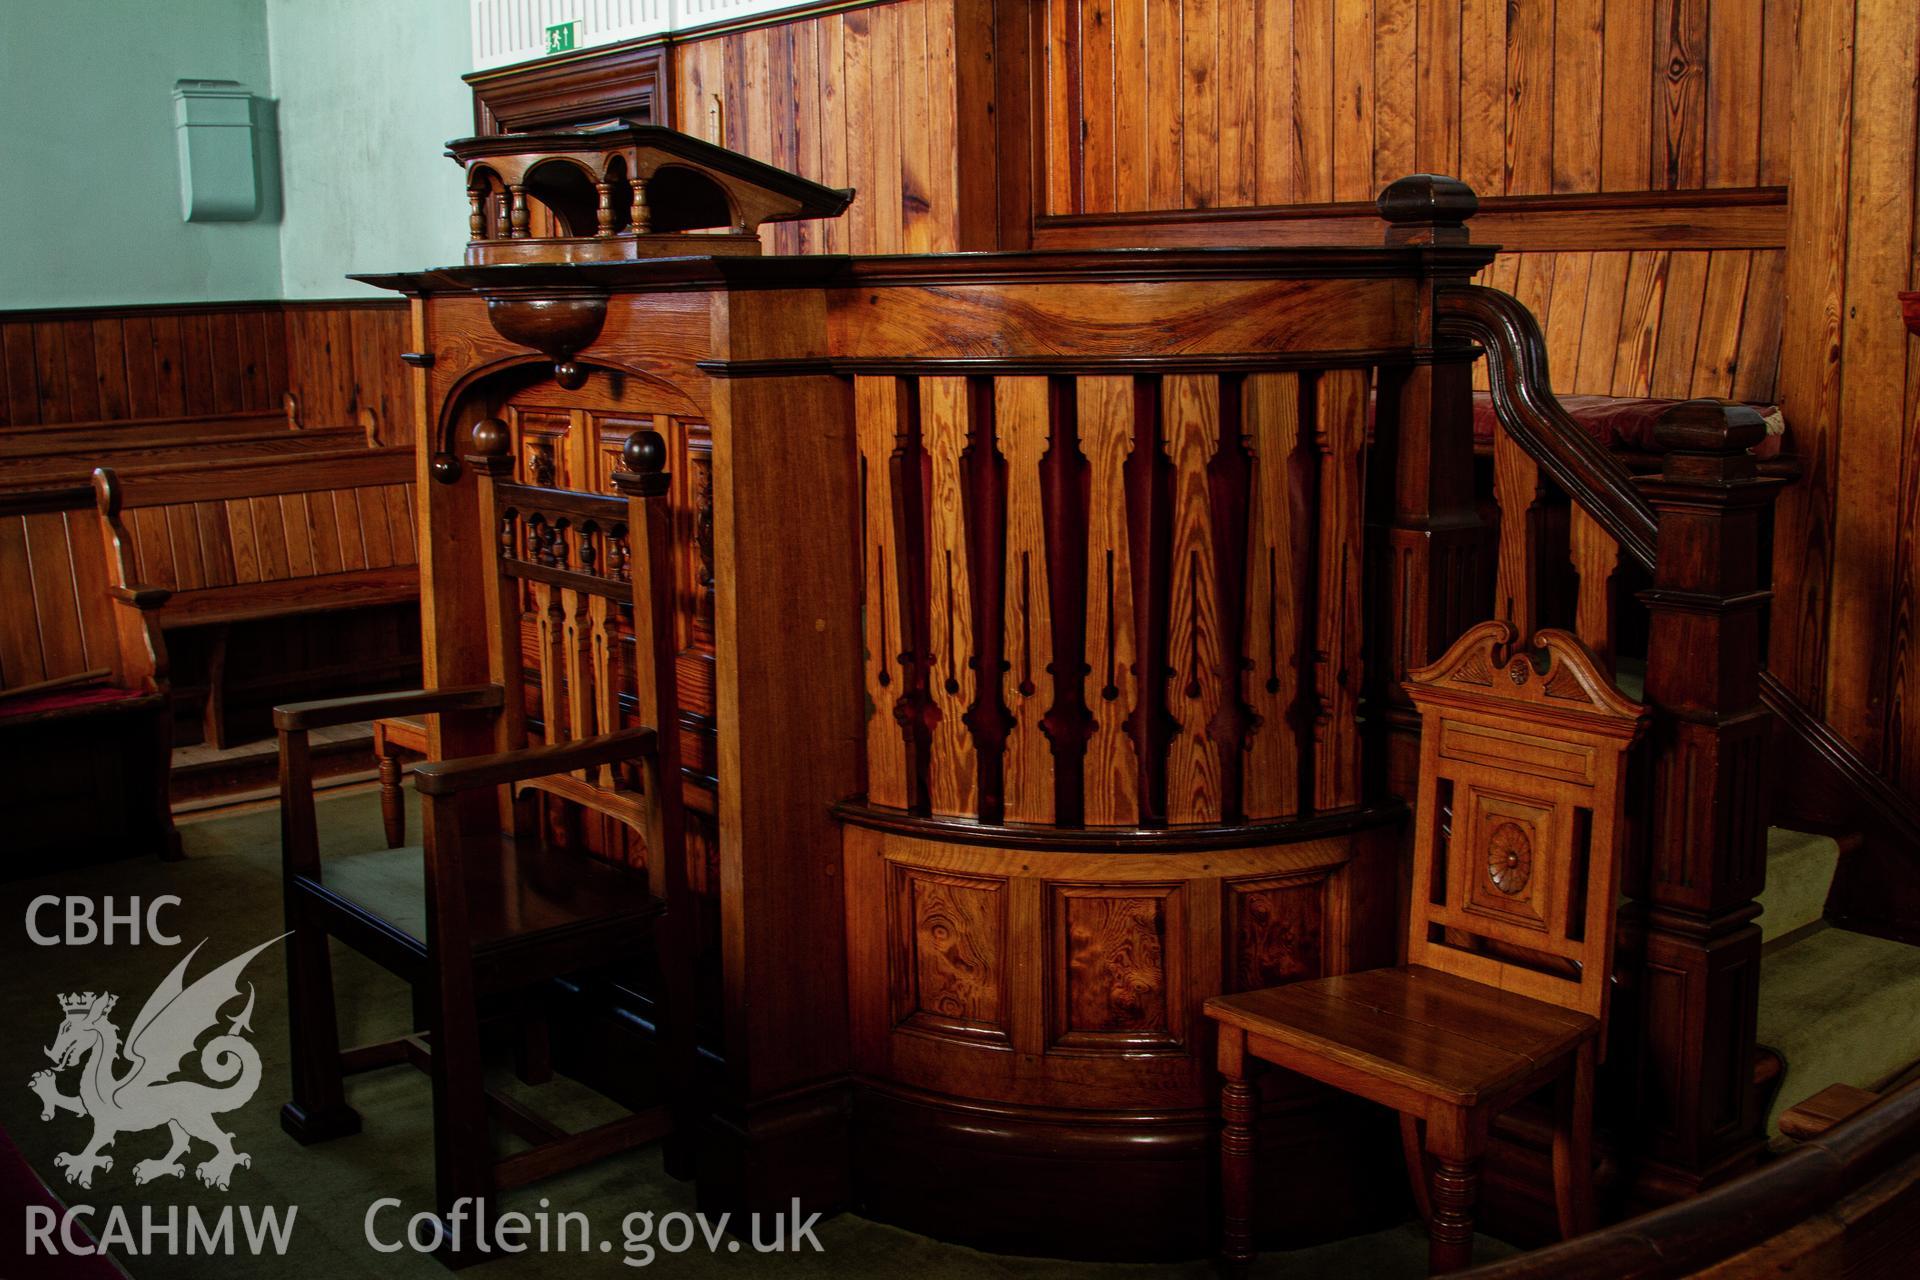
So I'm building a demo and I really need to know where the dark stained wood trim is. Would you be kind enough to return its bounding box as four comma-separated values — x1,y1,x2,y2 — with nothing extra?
697,350,1409,378
467,39,671,135
832,797,1406,853
354,243,1500,297
0,298,401,324
1457,1076,1920,1279
1035,187,1789,253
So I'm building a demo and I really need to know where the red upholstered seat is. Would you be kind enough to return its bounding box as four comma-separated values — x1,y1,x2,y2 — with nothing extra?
1471,391,1786,459
0,681,153,725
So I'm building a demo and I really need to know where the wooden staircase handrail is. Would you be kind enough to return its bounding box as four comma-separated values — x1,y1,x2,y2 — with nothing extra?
1457,1074,1920,1278
1436,282,1920,867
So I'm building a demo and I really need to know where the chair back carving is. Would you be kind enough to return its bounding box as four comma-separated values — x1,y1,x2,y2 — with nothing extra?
1405,621,1647,1040
466,419,684,867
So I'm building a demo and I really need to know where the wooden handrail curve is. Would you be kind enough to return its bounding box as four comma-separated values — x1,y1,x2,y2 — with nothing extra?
1458,1074,1920,1278
1437,282,1920,873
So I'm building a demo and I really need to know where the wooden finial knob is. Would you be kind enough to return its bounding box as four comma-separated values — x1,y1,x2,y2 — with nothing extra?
1377,174,1478,245
624,429,666,474
471,417,510,456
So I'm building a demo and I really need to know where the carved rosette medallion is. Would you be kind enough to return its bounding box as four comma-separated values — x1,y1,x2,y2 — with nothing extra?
1486,821,1533,895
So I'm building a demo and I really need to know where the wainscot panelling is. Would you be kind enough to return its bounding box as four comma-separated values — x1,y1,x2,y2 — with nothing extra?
0,300,413,446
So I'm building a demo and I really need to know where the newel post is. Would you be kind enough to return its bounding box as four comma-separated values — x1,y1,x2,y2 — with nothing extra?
1368,175,1490,802
1631,400,1781,1200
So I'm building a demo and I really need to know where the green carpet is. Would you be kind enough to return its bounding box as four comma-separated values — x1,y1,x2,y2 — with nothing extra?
0,788,1504,1278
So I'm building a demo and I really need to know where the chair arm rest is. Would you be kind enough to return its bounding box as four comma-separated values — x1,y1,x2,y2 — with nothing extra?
274,684,504,733
412,727,657,797
108,584,172,610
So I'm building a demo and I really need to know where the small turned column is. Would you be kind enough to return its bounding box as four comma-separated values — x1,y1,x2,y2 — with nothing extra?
595,182,614,237
1632,399,1782,1200
467,188,485,241
508,184,529,238
1216,1028,1256,1278
628,177,651,234
1427,1158,1480,1271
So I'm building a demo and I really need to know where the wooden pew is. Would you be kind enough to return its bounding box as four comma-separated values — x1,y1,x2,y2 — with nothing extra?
92,447,420,748
0,484,177,868
0,424,372,490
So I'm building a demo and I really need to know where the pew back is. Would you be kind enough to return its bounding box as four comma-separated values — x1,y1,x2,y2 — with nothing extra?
94,447,419,628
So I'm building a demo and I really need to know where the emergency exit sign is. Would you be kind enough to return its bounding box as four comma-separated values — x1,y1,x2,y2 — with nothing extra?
545,20,578,54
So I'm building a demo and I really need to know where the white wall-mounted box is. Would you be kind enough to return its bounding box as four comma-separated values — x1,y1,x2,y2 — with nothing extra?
172,80,261,222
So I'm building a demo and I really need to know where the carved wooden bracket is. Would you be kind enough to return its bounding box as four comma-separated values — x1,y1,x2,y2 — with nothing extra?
482,287,609,389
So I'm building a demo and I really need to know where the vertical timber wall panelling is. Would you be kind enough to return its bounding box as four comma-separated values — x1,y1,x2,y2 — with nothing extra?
281,303,415,444
1038,0,1793,216
0,301,410,444
0,305,286,428
1776,0,1920,793
672,0,997,253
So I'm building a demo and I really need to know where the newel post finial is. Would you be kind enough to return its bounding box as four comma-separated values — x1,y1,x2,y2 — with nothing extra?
1651,399,1768,486
611,429,669,499
1377,174,1478,246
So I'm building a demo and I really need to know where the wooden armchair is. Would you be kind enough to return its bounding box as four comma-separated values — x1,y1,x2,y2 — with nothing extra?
1205,622,1647,1274
274,424,693,1263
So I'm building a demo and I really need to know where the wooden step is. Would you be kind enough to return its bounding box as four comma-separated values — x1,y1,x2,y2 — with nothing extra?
1778,1082,1878,1140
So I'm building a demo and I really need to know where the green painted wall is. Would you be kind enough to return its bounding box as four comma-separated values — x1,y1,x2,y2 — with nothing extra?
0,0,285,309
267,0,472,299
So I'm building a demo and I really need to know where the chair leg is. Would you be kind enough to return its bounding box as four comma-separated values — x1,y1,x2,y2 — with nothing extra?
279,903,361,1143
1400,1113,1432,1222
514,1011,553,1086
1424,1109,1485,1275
1551,1041,1597,1240
1217,1026,1257,1278
429,963,494,1265
378,747,406,848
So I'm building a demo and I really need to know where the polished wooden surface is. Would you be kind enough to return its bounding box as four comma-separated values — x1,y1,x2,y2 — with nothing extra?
0,299,409,445
1209,621,1644,1273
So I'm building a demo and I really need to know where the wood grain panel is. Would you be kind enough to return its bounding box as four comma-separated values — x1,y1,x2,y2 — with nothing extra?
1226,870,1331,992
922,375,979,816
1240,372,1304,820
1078,375,1140,825
1039,0,1795,216
0,301,401,435
670,0,973,254
1161,374,1224,824
996,376,1056,823
892,866,1008,1037
1052,884,1183,1048
1311,368,1367,810
858,375,913,808
1462,245,1788,404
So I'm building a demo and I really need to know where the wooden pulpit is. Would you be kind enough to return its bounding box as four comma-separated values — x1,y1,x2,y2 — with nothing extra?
362,132,1500,1257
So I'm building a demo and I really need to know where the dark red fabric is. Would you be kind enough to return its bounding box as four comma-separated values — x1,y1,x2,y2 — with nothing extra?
0,1123,125,1278
1471,392,1785,459
0,682,144,723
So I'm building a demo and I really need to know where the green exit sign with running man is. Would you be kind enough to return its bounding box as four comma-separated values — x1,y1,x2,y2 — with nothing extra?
545,21,578,55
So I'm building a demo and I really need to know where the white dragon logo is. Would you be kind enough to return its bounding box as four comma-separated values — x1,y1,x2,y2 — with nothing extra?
27,936,283,1191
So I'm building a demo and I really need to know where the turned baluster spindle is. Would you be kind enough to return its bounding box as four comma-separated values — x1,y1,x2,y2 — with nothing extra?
499,511,515,561
594,182,614,237
509,184,529,238
468,187,485,240
579,523,599,575
607,527,627,582
629,177,651,234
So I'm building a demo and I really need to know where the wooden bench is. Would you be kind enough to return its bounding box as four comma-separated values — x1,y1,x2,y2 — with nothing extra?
0,484,178,867
93,447,422,747
0,424,373,490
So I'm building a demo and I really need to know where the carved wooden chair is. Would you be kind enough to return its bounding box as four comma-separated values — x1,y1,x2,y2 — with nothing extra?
274,423,694,1263
1205,621,1646,1274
